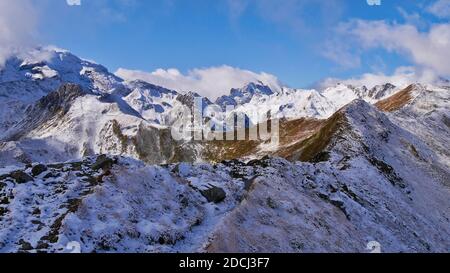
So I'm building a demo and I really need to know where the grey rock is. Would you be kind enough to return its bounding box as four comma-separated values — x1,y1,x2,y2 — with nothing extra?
92,155,116,171
200,185,226,203
31,164,48,176
10,170,34,184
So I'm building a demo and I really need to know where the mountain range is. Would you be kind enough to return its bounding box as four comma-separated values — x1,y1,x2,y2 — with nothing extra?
0,47,449,253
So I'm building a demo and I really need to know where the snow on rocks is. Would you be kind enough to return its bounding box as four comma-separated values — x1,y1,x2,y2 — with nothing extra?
0,143,449,253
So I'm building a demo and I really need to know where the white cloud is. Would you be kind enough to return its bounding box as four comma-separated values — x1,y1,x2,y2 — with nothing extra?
318,66,440,90
67,0,81,6
327,19,450,77
322,39,361,69
0,0,39,66
427,0,450,19
116,66,282,99
397,7,425,28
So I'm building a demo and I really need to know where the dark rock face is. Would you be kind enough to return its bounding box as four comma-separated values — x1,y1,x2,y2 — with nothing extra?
34,84,85,114
31,164,48,176
200,185,226,203
10,170,34,184
176,92,211,111
96,119,198,165
2,83,86,141
442,115,450,128
133,123,177,164
92,155,116,171
244,176,259,191
348,83,396,101
368,83,396,100
132,123,198,164
216,82,275,109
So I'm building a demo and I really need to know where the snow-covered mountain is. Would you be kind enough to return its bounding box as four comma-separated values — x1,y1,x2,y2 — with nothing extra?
216,82,276,108
0,48,449,253
0,47,123,134
0,47,405,167
214,81,399,125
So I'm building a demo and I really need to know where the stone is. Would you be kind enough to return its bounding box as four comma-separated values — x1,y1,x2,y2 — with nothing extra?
200,185,226,203
31,164,48,176
92,155,115,171
10,170,34,184
244,176,259,191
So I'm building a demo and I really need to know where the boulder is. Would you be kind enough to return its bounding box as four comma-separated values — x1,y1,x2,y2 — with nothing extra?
92,155,116,171
10,170,34,184
31,164,48,176
200,185,226,203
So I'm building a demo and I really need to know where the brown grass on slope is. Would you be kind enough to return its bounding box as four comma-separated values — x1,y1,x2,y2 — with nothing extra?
375,84,414,112
276,112,347,162
202,118,325,162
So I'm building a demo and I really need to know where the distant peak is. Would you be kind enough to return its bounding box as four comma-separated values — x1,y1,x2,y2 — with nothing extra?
128,79,177,92
213,82,276,109
340,98,373,113
239,82,274,94
176,91,212,109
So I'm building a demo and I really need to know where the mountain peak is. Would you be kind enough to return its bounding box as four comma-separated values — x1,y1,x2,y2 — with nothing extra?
215,82,275,109
0,47,122,94
176,91,212,110
339,98,376,116
126,79,178,97
231,82,275,96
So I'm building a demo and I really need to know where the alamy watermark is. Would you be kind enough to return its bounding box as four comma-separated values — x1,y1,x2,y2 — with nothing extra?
367,0,381,6
66,0,81,6
65,241,81,253
366,241,382,253
170,97,280,145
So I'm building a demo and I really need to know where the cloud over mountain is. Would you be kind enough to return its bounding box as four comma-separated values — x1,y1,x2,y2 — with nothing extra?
0,0,39,66
116,65,282,99
317,66,440,90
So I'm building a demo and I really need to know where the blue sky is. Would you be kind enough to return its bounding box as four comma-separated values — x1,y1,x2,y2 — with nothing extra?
2,0,450,97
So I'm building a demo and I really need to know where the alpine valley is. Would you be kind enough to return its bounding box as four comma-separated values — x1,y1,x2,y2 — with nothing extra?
0,47,449,253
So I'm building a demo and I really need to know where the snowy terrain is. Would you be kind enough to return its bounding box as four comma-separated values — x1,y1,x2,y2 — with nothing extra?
0,47,449,253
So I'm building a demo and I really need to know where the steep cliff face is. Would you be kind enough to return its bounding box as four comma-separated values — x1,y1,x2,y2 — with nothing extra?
2,84,87,142
96,120,199,164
